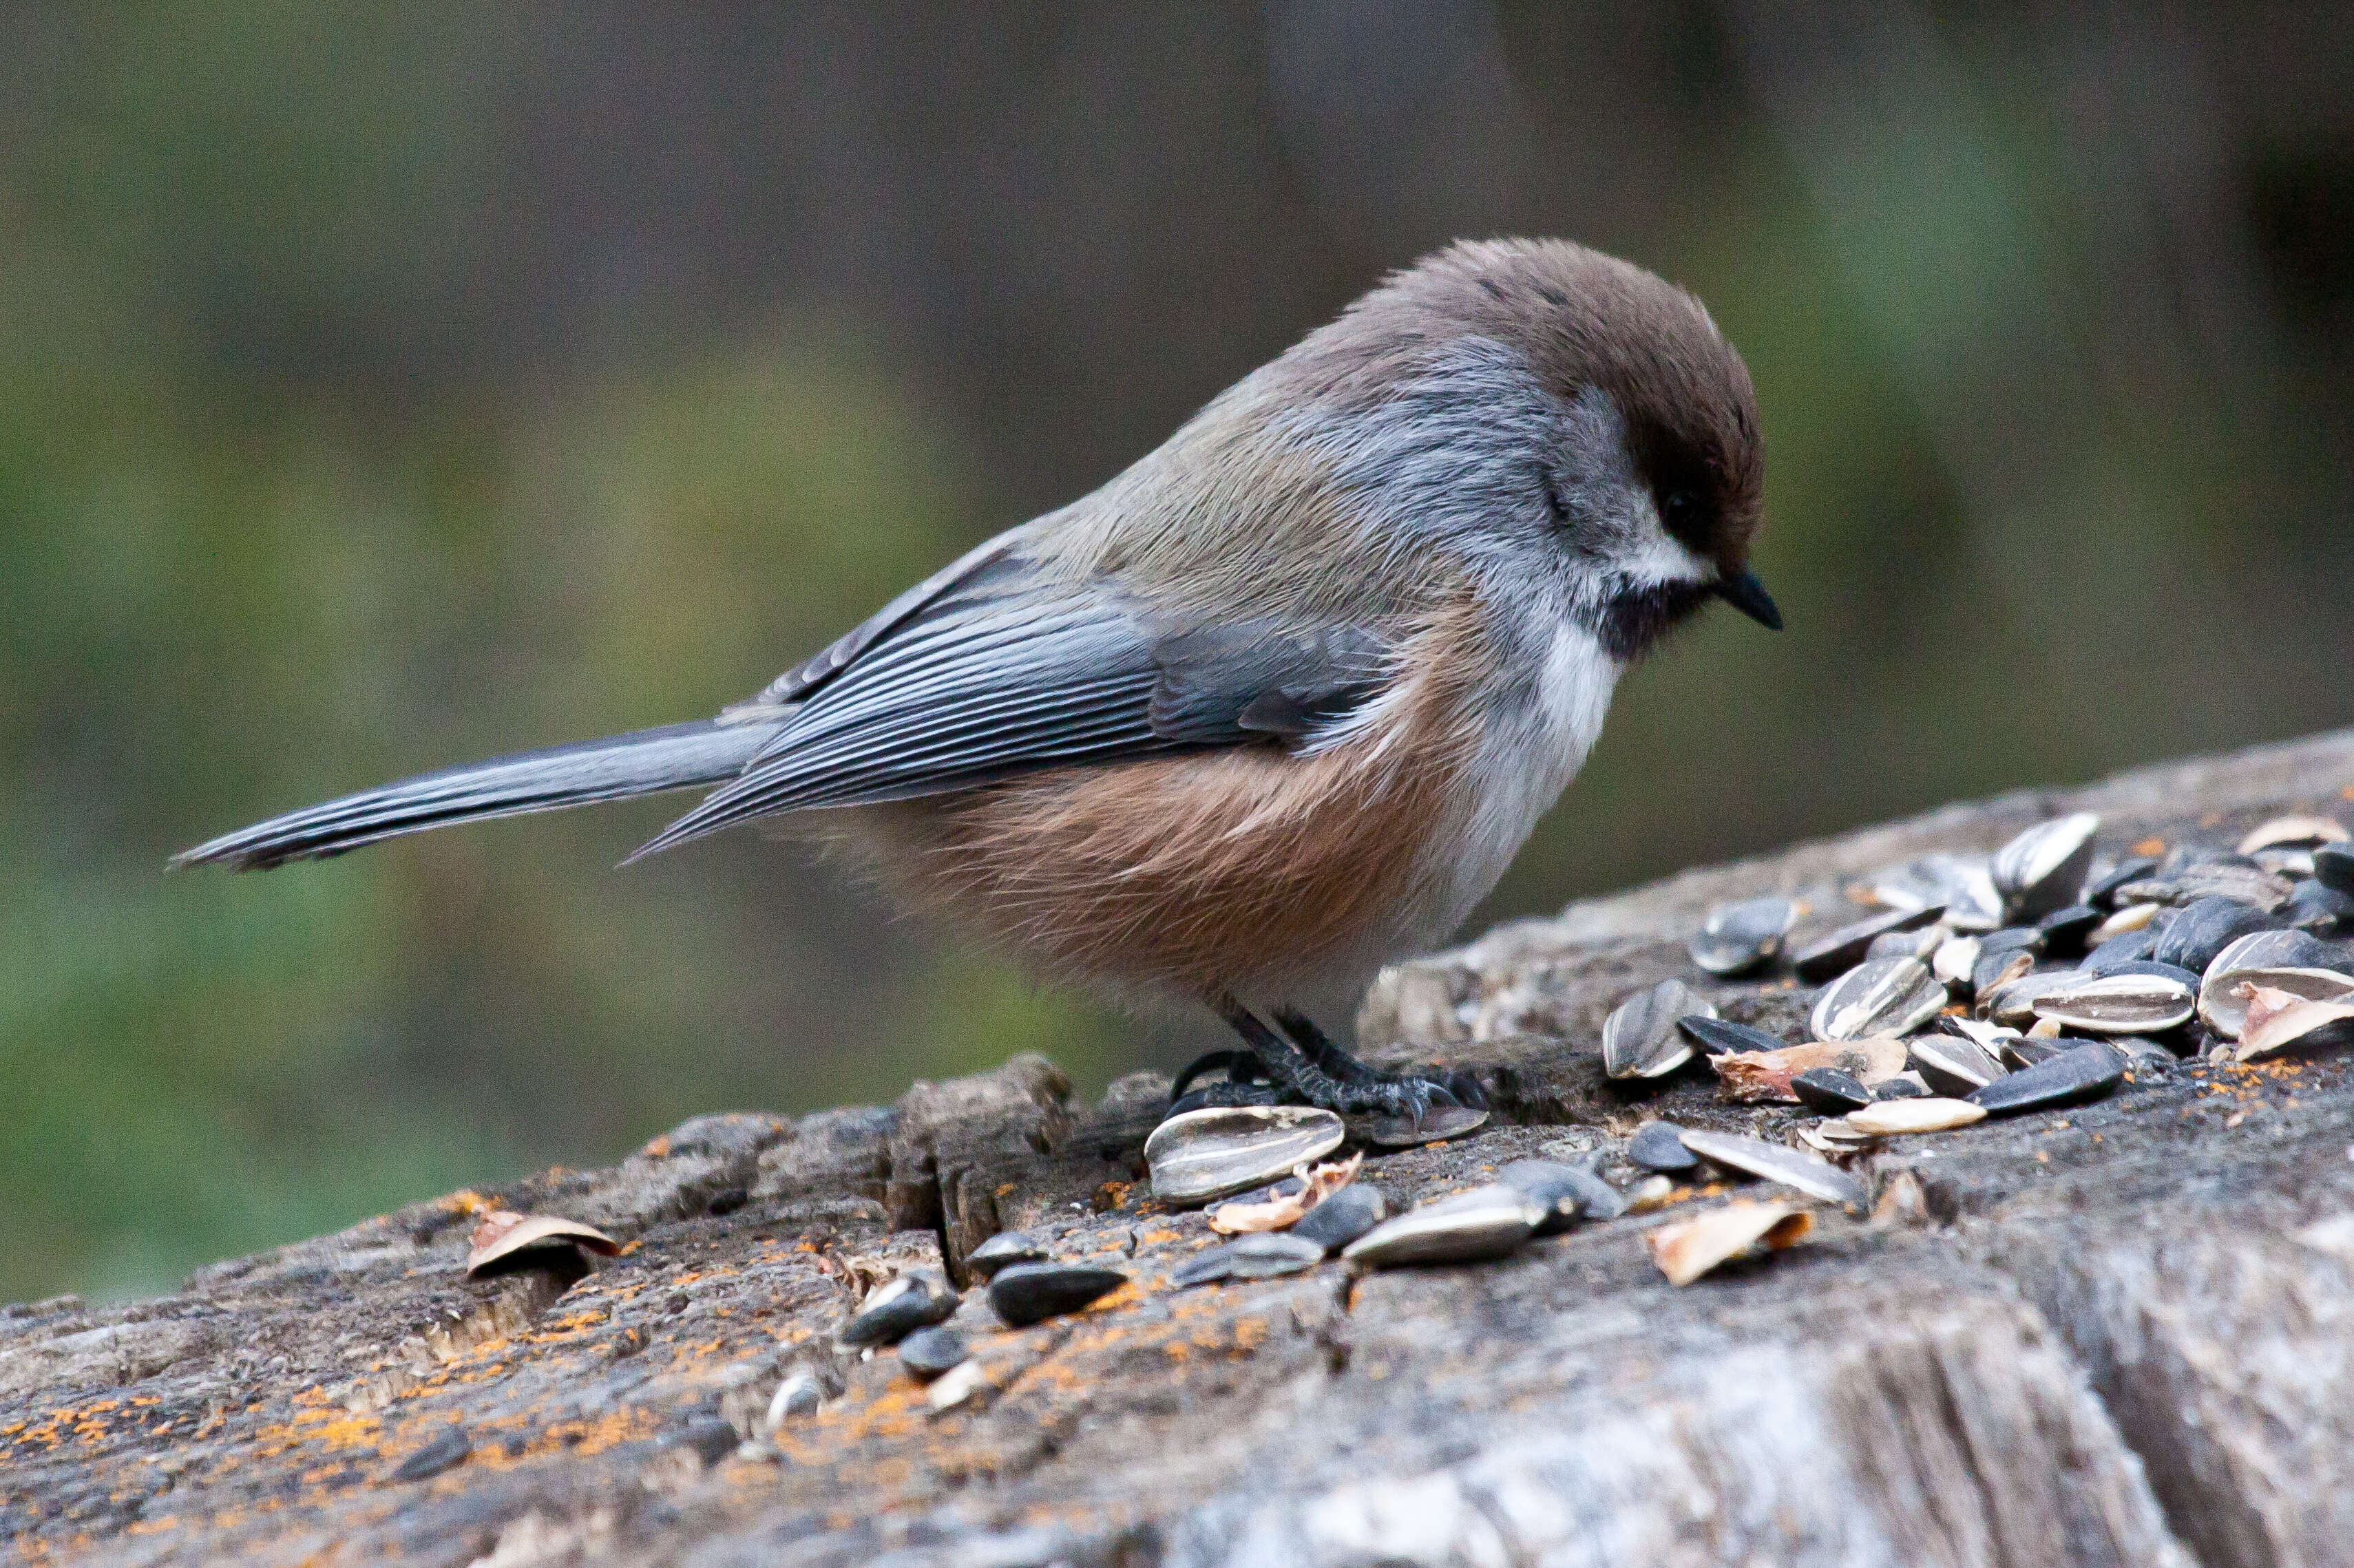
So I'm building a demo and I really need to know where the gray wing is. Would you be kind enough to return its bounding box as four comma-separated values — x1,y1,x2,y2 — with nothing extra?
629,552,1395,860
1148,623,1391,744
728,529,1024,713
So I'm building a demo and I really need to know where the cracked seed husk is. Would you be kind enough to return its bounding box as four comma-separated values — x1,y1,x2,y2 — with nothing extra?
1810,956,1945,1041
2199,964,2354,1039
1690,896,1798,977
1909,1035,2007,1096
1990,813,2101,921
1792,904,1948,984
1843,1098,1987,1136
1647,1200,1811,1286
1144,1105,1346,1205
1675,1129,1867,1208
1341,1185,1542,1267
1603,979,1716,1079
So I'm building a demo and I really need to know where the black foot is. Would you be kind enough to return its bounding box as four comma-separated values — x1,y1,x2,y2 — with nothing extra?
1191,993,1486,1131
1166,1049,1284,1115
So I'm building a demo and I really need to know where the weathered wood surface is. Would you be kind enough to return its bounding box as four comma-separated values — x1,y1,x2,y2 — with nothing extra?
9,729,2354,1567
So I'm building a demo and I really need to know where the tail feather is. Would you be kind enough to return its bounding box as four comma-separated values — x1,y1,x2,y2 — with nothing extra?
173,719,777,871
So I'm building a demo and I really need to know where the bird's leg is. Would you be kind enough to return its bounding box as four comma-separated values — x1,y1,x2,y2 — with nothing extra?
1190,994,1482,1121
1166,1048,1281,1113
1271,1007,1488,1117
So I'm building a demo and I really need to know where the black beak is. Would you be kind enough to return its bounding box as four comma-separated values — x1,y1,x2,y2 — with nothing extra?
1715,569,1782,631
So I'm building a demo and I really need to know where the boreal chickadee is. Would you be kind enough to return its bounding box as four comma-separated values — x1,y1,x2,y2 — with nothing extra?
180,237,1776,1123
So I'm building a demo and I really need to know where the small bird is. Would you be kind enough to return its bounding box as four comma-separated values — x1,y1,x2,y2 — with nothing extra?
179,238,1777,1123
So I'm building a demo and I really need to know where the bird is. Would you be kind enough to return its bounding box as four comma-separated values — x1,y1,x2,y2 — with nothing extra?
178,237,1777,1125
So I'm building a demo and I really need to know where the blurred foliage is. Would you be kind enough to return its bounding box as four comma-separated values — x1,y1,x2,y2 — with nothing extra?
1,3,2348,1300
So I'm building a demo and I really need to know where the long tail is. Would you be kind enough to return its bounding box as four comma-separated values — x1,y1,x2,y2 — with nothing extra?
172,719,780,871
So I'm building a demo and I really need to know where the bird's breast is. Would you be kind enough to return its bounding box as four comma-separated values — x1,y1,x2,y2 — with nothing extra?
1420,618,1623,940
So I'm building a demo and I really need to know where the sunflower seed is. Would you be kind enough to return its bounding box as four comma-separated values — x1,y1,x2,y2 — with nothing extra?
925,1359,988,1413
1843,1097,1988,1136
1811,956,1945,1041
2111,1036,2181,1070
1690,896,1799,976
1968,1043,2125,1116
1932,936,1982,990
1792,905,1947,983
1675,1129,1867,1208
840,1271,959,1348
1971,946,2036,1002
2030,973,2195,1034
1791,1068,1873,1114
1800,1119,1886,1154
2088,902,2163,945
1144,1106,1346,1205
1624,1174,1683,1210
2236,995,2354,1062
1226,1231,1328,1279
1630,1120,1699,1173
1678,1016,1787,1057
2121,863,2296,912
2001,1034,2066,1068
1170,1249,1238,1289
2036,904,2103,957
2257,849,2318,879
964,1230,1049,1280
2085,857,2161,909
1873,855,2002,930
1290,1185,1388,1253
1497,1160,1604,1235
763,1370,824,1430
896,1327,967,1381
2238,816,2349,856
1985,969,2096,1026
1909,1035,2007,1095
1981,926,2046,956
386,1426,472,1484
1873,1075,1928,1101
1939,1014,2021,1051
2087,928,2163,974
1646,1200,1811,1286
1547,1163,1628,1220
1991,813,2101,922
464,1212,622,1278
2205,928,2351,979
2198,966,2354,1039
1603,979,1716,1079
1341,1185,1542,1268
1868,922,1952,962
987,1262,1126,1326
2315,845,2354,895
2151,896,2281,974
2284,881,2354,935
1367,1103,1489,1147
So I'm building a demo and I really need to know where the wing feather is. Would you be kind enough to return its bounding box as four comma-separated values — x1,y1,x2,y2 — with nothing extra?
630,548,1400,861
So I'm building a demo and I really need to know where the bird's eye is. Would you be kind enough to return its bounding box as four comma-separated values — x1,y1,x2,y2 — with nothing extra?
1661,490,1694,525
1541,472,1573,527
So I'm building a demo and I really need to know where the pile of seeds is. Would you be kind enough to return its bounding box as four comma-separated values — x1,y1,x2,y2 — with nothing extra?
1124,808,2354,1293
761,1236,1131,1431
1639,810,2354,1144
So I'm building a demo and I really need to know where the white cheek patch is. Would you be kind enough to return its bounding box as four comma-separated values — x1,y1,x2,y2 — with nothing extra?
1612,522,1716,591
1557,387,1716,591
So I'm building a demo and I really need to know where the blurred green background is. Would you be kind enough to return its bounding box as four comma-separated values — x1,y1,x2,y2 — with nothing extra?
3,3,2350,1302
